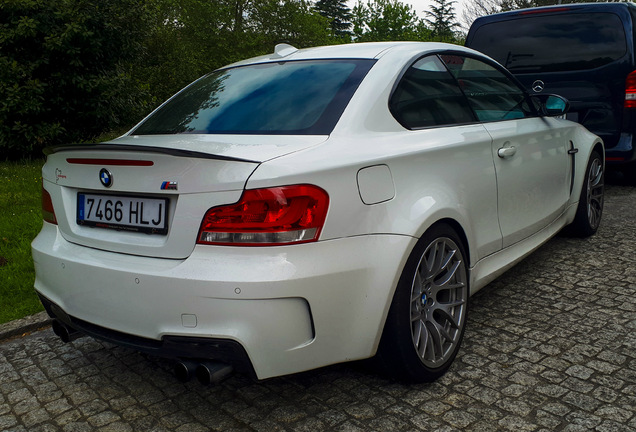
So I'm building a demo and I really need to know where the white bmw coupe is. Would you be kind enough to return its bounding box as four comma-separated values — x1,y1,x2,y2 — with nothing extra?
33,42,604,383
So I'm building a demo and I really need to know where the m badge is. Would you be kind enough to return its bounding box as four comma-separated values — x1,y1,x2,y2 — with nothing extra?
161,181,178,190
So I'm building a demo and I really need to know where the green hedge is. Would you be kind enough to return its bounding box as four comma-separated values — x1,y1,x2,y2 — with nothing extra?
0,0,151,159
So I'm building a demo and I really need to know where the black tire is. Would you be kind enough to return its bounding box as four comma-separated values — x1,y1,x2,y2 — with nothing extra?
566,150,604,237
378,223,469,383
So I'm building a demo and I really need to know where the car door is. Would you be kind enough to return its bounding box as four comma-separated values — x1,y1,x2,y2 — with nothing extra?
387,54,502,258
441,54,571,248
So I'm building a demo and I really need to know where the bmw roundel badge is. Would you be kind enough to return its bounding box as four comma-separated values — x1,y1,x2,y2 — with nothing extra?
99,168,113,188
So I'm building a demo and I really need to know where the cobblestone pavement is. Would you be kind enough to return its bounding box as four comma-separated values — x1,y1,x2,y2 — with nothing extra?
2,178,636,432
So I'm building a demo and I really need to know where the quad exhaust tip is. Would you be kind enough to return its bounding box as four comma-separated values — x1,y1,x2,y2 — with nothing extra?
174,360,198,383
174,360,234,385
50,320,234,385
196,361,234,385
51,320,83,343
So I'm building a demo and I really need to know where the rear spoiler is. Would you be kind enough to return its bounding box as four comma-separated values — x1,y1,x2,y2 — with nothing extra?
44,143,258,164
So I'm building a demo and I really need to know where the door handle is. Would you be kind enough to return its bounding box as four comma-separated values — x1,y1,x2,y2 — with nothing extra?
498,146,517,158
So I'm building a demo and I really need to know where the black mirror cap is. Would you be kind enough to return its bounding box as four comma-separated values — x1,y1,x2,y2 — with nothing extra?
531,94,570,117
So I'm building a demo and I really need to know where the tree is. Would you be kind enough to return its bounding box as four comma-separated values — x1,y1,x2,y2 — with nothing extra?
141,0,333,104
0,0,338,159
0,0,152,159
0,0,335,159
460,0,502,31
248,0,334,50
352,0,423,41
425,0,459,41
314,0,353,39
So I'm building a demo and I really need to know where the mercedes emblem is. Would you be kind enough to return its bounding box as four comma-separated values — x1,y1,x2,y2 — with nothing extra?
532,80,545,93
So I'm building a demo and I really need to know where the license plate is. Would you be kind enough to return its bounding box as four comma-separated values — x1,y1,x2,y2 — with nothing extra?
77,193,169,234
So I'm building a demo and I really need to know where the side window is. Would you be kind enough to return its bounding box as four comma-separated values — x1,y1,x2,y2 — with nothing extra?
440,55,535,122
390,55,476,129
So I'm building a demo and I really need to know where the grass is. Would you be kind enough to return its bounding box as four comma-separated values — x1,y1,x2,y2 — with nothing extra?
0,160,45,324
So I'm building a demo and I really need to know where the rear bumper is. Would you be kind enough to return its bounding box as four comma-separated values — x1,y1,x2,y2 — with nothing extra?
39,293,257,377
605,133,636,164
32,223,414,379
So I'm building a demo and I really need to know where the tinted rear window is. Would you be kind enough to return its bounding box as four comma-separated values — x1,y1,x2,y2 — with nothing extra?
469,13,627,73
133,59,374,135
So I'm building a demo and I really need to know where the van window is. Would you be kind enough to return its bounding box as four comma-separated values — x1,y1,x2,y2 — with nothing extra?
469,13,627,73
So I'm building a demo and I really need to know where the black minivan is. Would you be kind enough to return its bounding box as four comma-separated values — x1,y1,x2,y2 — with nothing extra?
466,3,636,170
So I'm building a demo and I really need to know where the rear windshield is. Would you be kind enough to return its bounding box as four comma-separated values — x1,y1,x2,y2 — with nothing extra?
132,59,375,135
469,12,628,73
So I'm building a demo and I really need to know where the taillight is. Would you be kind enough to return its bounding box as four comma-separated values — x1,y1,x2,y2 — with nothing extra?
197,185,329,246
42,184,57,225
519,7,571,15
625,70,636,108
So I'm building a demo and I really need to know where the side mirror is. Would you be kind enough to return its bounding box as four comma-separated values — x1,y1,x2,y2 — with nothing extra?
531,94,570,117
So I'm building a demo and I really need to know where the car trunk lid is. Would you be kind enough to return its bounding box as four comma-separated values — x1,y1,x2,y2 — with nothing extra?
43,135,326,259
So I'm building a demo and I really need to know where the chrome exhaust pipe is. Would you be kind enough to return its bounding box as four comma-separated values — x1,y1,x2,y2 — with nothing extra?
174,360,198,382
196,361,233,385
51,319,82,343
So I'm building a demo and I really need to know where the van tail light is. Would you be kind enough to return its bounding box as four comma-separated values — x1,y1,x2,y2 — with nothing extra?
625,70,636,108
519,7,571,15
42,184,58,225
197,185,329,246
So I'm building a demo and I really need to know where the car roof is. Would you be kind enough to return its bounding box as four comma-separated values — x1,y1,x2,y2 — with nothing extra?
473,1,636,23
224,42,476,69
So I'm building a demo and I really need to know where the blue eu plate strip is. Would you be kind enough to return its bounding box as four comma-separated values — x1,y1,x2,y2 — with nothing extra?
78,194,85,220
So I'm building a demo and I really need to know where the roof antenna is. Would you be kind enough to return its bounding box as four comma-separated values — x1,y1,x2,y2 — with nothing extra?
273,43,298,59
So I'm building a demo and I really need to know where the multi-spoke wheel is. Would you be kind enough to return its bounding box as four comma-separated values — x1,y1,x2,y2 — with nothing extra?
567,150,604,237
379,223,468,382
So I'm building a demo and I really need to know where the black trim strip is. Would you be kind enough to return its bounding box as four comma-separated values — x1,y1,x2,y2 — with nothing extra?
569,141,578,195
38,293,257,378
44,143,259,164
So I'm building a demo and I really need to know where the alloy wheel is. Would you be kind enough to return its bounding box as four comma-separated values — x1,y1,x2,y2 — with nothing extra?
410,237,467,368
586,156,604,231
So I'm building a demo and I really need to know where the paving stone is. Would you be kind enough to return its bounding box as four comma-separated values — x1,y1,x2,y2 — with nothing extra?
0,414,18,430
566,364,595,380
97,422,133,432
535,410,561,429
62,421,93,432
45,397,73,416
22,407,51,428
33,382,63,404
29,423,60,432
498,415,539,431
442,409,477,428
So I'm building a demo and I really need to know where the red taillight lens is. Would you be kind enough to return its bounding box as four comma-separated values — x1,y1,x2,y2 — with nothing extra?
519,7,570,15
197,185,329,246
625,70,636,108
42,185,57,225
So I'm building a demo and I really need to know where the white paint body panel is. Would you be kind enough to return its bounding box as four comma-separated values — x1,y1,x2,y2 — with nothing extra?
33,42,603,379
486,117,572,247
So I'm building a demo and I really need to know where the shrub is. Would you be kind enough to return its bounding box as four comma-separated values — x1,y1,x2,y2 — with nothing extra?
0,0,151,160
